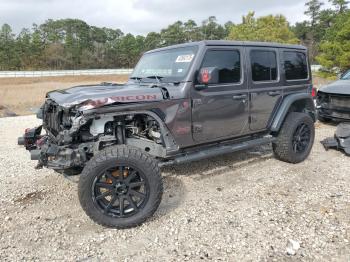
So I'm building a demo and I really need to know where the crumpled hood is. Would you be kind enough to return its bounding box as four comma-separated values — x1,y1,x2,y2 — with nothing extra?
319,80,350,95
46,82,165,110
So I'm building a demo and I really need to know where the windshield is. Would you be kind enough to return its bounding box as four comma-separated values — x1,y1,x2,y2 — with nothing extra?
341,70,350,80
131,46,198,82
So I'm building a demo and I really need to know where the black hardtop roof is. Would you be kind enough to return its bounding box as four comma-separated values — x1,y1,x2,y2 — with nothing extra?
146,40,307,53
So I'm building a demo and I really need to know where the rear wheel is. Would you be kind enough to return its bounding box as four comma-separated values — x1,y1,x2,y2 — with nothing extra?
273,112,315,163
78,145,163,228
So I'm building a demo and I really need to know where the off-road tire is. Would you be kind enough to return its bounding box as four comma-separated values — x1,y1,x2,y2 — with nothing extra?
272,112,315,164
78,145,163,229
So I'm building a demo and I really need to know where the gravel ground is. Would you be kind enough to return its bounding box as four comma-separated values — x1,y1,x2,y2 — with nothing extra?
0,115,349,261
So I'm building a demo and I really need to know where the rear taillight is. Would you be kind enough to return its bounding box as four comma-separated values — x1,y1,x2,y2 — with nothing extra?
311,87,317,98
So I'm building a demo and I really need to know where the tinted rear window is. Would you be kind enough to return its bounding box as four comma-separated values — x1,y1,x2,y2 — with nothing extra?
284,51,308,80
251,50,278,82
202,50,241,83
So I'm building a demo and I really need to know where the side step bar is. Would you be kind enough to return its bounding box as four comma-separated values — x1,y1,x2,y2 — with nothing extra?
159,136,276,167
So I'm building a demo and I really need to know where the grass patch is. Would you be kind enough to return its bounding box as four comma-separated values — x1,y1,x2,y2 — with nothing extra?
313,71,338,81
0,75,129,115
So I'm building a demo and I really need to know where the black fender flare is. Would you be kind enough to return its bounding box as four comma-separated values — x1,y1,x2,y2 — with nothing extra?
270,93,316,132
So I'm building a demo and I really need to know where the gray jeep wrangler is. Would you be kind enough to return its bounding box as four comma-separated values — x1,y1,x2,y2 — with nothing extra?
18,41,316,228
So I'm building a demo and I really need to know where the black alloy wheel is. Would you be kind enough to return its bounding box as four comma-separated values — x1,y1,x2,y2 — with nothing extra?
92,165,149,218
78,145,163,228
272,112,315,163
292,123,311,154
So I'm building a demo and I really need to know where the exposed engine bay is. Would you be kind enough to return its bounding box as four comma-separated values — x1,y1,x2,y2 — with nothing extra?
19,100,166,172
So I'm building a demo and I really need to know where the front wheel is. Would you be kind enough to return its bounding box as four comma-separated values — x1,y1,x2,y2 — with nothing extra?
78,145,163,228
273,112,315,164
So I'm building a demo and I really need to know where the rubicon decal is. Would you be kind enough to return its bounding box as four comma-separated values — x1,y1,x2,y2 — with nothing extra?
80,94,161,110
109,94,158,102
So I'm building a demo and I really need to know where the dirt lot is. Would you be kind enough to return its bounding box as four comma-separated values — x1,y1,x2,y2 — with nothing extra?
0,75,129,116
0,116,349,261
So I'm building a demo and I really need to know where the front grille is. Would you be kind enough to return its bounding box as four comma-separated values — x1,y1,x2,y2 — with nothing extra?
43,101,62,136
318,92,350,110
329,95,350,108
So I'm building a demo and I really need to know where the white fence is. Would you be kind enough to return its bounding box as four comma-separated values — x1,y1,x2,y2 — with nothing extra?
0,69,133,78
311,65,322,72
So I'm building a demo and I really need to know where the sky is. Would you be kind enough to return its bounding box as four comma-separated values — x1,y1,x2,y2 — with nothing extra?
0,0,330,35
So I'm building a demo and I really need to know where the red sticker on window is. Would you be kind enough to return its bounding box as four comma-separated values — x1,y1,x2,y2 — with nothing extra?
201,69,210,83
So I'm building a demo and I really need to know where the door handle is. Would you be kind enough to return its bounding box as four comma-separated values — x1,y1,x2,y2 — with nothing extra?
268,91,281,97
233,94,247,100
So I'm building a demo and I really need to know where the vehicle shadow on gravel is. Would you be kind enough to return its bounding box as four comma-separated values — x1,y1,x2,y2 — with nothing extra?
161,144,273,180
153,145,273,217
151,176,186,219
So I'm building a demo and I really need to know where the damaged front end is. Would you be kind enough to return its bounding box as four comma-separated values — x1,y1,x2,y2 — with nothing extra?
17,82,172,174
18,99,89,172
317,92,350,121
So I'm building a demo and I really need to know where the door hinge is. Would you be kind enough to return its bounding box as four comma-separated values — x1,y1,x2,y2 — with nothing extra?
193,124,203,133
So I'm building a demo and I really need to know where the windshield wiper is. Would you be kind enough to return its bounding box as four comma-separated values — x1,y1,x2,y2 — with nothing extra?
145,75,164,83
130,76,142,81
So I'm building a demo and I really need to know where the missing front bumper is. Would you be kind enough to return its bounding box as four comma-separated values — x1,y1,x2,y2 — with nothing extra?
18,125,85,170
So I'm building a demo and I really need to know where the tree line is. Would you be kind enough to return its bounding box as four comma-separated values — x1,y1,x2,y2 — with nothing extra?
0,0,348,72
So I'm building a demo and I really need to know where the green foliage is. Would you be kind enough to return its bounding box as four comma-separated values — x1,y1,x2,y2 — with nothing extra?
160,21,187,45
313,70,338,80
0,3,349,72
0,24,20,70
317,11,350,72
305,0,324,26
0,16,230,70
227,12,299,44
329,0,349,13
292,0,348,63
201,16,226,40
143,32,162,51
159,16,226,45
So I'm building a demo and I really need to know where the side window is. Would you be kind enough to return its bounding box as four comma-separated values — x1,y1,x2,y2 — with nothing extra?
284,51,308,80
251,50,278,82
201,50,241,84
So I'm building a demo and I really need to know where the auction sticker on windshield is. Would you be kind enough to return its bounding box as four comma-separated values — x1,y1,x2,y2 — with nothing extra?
176,54,194,63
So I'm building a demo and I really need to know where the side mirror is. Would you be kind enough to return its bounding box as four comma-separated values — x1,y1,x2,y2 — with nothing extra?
195,67,219,90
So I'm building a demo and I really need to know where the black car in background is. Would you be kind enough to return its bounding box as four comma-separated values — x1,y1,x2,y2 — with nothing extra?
317,70,350,122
